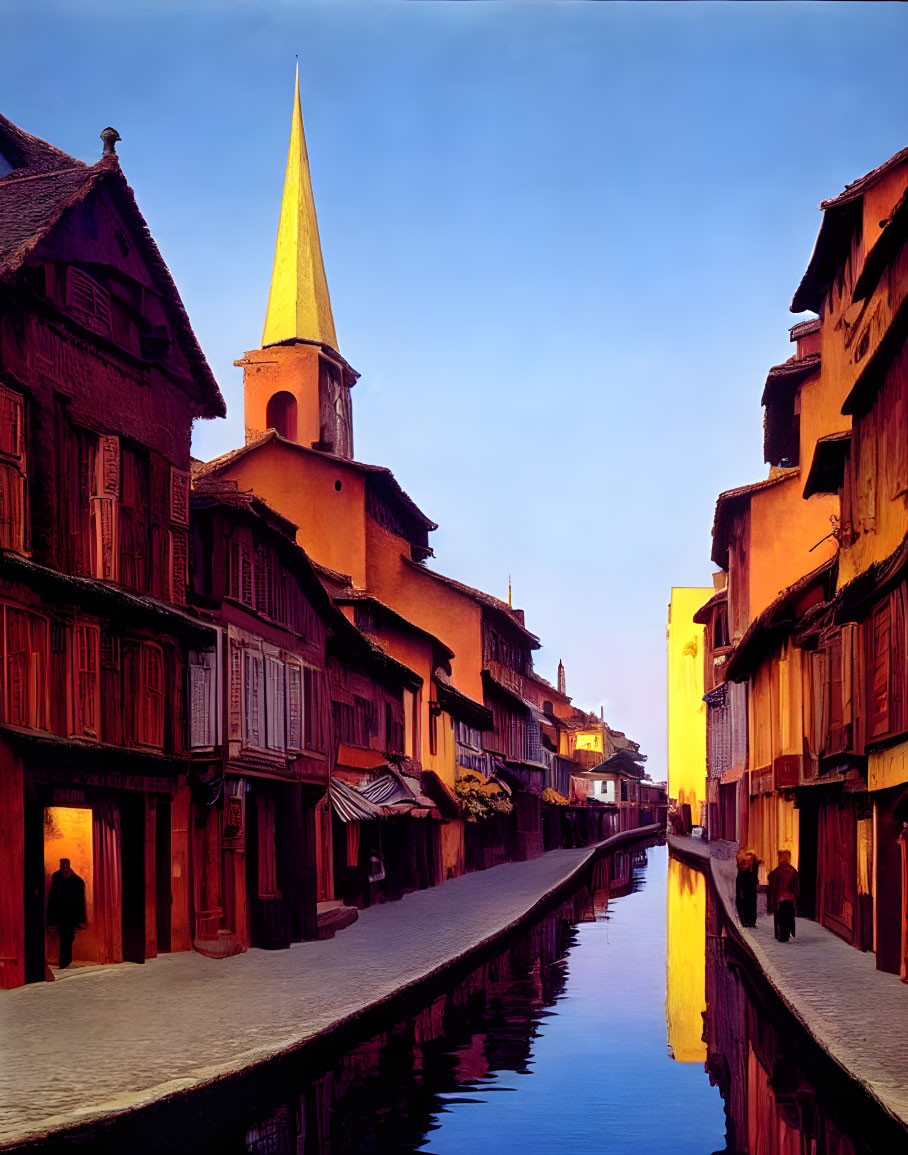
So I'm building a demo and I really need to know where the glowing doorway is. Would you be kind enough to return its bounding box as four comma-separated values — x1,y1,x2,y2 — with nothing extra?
43,806,96,967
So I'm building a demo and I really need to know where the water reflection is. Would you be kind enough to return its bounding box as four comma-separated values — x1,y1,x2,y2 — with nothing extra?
702,882,897,1155
665,856,707,1064
239,844,726,1155
45,844,899,1154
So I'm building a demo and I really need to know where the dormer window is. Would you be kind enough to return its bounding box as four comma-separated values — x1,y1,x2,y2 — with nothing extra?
66,268,112,337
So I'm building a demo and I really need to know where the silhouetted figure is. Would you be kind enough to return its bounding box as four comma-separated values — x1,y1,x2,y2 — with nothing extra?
735,847,759,927
46,858,86,969
767,849,799,942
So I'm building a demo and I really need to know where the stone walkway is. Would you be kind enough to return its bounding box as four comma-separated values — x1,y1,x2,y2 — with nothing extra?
668,833,908,1130
0,827,658,1149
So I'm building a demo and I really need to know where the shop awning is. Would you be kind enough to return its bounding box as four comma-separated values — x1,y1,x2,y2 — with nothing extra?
329,777,385,823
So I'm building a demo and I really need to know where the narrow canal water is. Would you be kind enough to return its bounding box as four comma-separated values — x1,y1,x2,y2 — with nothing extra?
51,842,895,1154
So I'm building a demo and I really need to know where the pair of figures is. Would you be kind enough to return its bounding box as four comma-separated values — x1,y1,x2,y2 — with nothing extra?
735,848,799,942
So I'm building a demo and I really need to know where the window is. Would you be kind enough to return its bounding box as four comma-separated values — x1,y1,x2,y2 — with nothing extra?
0,386,27,553
266,392,297,442
73,623,100,739
385,700,404,756
265,656,285,750
713,607,730,649
66,268,112,337
228,530,314,634
188,648,218,748
243,649,265,748
4,607,49,730
123,641,165,748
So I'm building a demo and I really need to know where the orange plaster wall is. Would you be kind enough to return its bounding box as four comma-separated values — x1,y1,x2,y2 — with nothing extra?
362,621,440,771
747,478,838,620
217,441,368,587
365,520,484,702
242,342,322,448
798,368,851,484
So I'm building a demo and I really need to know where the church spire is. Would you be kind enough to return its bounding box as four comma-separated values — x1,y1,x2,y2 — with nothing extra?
262,63,338,351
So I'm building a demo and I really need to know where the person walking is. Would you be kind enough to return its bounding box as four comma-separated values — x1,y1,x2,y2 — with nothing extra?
734,847,759,927
46,858,86,969
767,849,799,942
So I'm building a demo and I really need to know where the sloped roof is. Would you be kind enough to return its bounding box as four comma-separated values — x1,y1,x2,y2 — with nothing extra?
724,555,837,683
760,354,821,407
711,469,799,568
196,430,436,532
402,556,541,647
692,587,727,626
0,113,85,176
335,589,455,665
792,145,908,315
0,116,224,419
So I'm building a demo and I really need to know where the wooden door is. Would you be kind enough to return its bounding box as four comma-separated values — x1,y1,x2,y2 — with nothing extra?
315,799,332,903
818,797,857,944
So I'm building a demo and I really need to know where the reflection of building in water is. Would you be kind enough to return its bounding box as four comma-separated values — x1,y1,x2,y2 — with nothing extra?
665,856,707,1063
240,896,580,1153
704,885,886,1155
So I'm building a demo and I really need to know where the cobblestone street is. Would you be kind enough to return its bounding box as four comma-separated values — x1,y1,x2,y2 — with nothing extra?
668,834,908,1130
0,834,653,1149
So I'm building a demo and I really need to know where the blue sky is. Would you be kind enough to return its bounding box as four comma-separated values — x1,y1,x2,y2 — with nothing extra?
4,1,908,768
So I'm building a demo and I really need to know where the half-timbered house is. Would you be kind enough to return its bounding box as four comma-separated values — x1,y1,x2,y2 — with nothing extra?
0,114,224,986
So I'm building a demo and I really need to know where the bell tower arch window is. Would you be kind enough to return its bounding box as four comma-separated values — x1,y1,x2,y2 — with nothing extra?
266,391,298,442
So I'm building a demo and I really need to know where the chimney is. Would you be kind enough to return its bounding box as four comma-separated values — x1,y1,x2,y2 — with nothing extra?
100,127,121,156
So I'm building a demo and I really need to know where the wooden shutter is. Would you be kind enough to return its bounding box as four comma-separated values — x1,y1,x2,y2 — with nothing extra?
141,643,164,748
265,655,285,749
0,386,26,553
868,601,892,740
6,609,47,729
253,545,266,614
304,666,323,750
230,531,254,607
66,268,112,336
286,661,303,750
228,638,242,740
243,649,265,747
74,623,100,739
189,649,216,748
169,467,190,527
168,530,188,606
90,435,119,580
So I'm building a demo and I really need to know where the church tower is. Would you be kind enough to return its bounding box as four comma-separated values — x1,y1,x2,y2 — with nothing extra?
239,65,357,458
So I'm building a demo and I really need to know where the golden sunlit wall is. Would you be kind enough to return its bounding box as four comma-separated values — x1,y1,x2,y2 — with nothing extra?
665,856,707,1063
575,730,603,753
667,588,711,821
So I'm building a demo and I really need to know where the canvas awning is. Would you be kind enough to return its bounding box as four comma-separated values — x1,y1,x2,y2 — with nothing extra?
328,777,385,823
359,766,441,819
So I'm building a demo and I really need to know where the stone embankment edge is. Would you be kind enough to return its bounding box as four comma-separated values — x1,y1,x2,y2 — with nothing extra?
667,832,908,1134
4,824,662,1152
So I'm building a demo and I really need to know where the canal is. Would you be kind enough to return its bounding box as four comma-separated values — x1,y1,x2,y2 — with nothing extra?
34,842,897,1154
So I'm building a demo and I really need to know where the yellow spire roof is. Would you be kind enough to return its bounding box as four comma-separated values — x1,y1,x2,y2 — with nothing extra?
262,64,338,351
